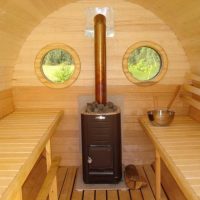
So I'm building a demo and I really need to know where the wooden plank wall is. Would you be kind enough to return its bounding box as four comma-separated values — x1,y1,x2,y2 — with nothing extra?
13,0,190,166
0,89,14,118
0,0,72,91
0,0,200,92
189,84,200,122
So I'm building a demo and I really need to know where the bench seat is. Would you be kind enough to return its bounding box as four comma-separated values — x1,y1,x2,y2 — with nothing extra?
140,115,200,200
0,109,63,200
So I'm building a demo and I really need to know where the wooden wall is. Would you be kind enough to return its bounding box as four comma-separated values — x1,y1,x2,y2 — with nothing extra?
189,90,200,122
1,0,200,91
13,0,190,166
129,0,200,75
0,89,14,118
0,0,71,91
0,0,200,90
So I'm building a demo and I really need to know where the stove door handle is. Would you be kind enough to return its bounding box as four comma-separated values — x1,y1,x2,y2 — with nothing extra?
88,156,93,164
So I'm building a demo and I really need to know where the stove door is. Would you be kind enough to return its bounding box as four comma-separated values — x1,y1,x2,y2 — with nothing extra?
88,145,113,170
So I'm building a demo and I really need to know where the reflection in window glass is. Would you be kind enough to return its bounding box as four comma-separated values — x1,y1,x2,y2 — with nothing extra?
41,49,75,83
128,47,161,81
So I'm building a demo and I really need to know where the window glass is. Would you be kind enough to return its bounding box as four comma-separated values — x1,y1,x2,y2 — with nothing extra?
122,41,168,85
35,43,80,88
42,49,75,83
128,47,161,81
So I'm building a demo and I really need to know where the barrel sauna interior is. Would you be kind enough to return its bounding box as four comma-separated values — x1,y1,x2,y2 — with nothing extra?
1,0,200,199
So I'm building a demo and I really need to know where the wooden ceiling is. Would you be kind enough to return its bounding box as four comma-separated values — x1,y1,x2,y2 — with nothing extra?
0,0,200,90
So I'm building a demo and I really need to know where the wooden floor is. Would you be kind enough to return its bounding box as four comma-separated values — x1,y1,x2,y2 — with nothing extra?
23,157,169,200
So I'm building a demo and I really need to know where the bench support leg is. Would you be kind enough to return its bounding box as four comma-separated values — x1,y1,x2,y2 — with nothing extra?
45,140,58,200
14,189,23,200
155,150,161,200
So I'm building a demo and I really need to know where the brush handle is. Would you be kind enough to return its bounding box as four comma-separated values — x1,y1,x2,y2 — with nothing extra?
167,85,181,110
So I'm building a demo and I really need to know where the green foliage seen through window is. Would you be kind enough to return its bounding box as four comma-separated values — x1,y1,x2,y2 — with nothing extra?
128,47,161,81
42,49,75,83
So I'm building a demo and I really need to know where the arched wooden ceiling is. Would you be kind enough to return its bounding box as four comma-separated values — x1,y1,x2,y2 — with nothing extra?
0,0,200,90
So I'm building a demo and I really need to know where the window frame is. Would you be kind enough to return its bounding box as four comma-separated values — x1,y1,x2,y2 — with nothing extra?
35,43,81,88
122,41,168,85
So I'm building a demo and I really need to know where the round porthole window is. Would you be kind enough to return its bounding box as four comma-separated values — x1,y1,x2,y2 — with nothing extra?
35,43,80,88
123,41,168,85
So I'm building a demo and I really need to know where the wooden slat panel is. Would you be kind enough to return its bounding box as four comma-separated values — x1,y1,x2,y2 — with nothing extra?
140,116,200,200
0,0,199,94
136,166,155,200
59,167,77,200
0,89,14,119
95,190,106,200
187,73,200,83
57,167,67,197
118,190,131,200
184,73,200,119
107,190,118,200
83,191,94,200
143,165,168,200
130,190,143,200
71,190,83,200
184,96,200,110
0,109,63,200
13,0,190,87
22,164,166,200
184,84,200,96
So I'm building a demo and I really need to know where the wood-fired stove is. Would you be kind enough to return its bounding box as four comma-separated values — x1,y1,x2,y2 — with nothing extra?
81,111,122,183
81,14,122,184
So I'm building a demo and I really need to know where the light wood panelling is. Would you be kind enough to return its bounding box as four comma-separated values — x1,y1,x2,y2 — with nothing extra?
13,0,190,87
0,0,74,91
0,89,14,118
13,85,189,166
128,0,200,74
190,106,200,123
2,0,200,91
188,75,200,122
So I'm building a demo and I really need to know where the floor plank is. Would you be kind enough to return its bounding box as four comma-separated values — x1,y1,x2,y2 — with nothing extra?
96,190,106,200
23,165,169,200
83,190,94,200
136,166,155,200
107,190,118,200
144,165,168,200
57,167,67,197
59,167,77,200
71,190,83,200
118,190,131,200
130,190,143,200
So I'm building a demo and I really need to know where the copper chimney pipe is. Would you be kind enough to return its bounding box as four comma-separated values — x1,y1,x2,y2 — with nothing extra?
94,14,107,105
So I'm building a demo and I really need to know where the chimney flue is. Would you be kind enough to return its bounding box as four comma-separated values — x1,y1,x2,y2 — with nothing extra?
94,14,107,105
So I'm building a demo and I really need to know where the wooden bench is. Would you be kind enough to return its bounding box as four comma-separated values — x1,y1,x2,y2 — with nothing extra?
36,156,61,200
0,109,63,200
140,73,200,200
